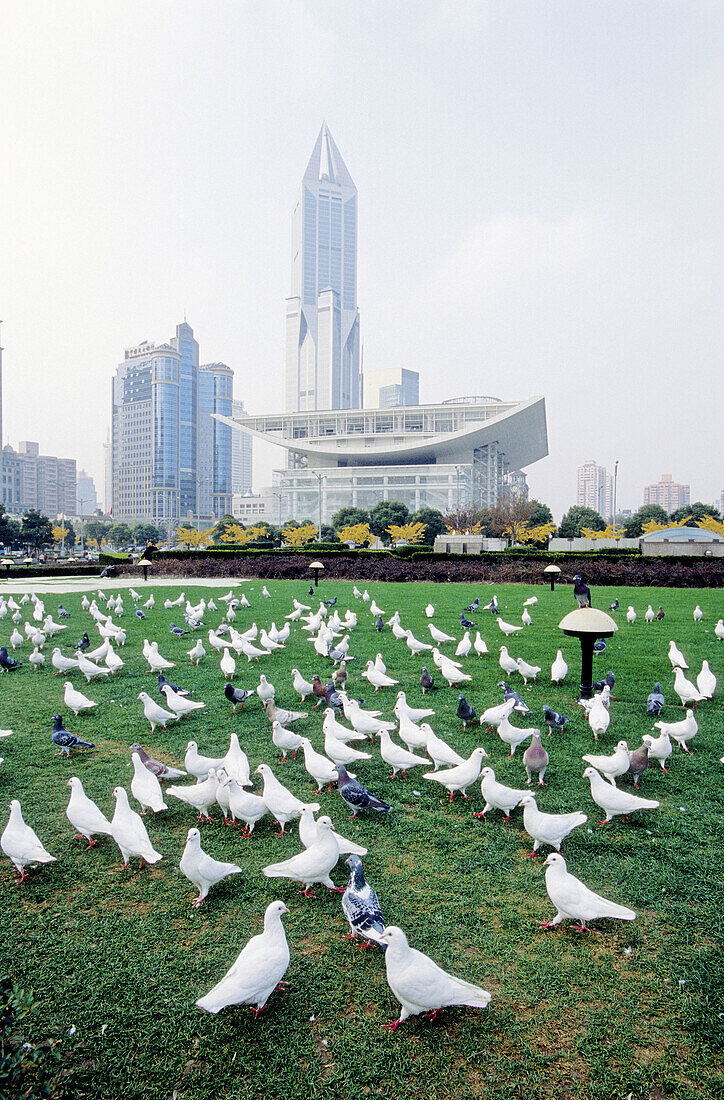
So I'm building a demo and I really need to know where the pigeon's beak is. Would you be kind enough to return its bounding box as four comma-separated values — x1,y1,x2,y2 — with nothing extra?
543,855,553,866
281,904,289,915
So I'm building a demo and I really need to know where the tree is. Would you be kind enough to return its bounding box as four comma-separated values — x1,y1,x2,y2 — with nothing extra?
331,506,370,530
0,505,20,550
369,501,410,541
133,522,163,546
526,500,555,529
85,519,111,547
109,523,133,548
210,514,236,542
481,495,538,542
20,509,54,553
623,504,669,538
319,525,339,543
175,526,210,549
387,521,427,544
411,507,446,546
283,523,318,546
670,502,721,527
337,523,373,547
443,507,486,535
52,523,76,551
558,506,606,539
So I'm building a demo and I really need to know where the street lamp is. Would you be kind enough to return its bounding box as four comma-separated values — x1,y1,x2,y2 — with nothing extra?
138,556,152,582
559,607,618,700
77,498,87,556
309,470,324,542
613,460,619,528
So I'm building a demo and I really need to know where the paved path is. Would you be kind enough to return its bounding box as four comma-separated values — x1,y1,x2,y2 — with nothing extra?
0,576,246,596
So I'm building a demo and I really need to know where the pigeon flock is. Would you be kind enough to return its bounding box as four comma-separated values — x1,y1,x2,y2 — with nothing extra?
0,579,721,1037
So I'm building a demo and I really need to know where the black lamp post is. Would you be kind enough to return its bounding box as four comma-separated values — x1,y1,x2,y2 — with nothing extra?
309,560,324,588
1,558,12,577
544,564,561,591
138,556,152,582
559,607,618,700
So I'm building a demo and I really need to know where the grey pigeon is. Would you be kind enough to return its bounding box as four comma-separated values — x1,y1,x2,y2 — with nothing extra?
0,648,21,671
460,613,476,629
341,855,386,946
224,683,253,712
51,714,95,757
646,683,665,716
523,733,549,786
456,694,476,729
157,673,189,698
135,608,147,620
336,765,391,818
573,575,592,608
626,743,649,788
543,705,569,736
75,632,90,652
170,623,190,637
128,743,187,781
57,604,71,618
420,667,435,694
464,598,479,612
498,681,531,715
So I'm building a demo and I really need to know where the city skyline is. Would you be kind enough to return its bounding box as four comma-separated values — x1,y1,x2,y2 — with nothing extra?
1,3,723,518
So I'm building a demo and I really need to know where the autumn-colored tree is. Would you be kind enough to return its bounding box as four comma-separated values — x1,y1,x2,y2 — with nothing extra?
283,522,318,546
337,523,373,547
52,525,69,548
697,516,724,537
581,523,625,540
175,527,210,549
516,521,557,544
443,507,486,535
387,522,427,543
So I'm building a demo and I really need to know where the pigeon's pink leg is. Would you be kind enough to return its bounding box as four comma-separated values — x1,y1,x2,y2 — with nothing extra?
381,1019,402,1031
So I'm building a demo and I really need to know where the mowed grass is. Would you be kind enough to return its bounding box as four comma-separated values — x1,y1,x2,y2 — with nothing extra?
1,578,723,1100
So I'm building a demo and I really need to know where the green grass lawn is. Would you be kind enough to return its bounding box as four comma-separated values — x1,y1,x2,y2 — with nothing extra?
1,579,723,1100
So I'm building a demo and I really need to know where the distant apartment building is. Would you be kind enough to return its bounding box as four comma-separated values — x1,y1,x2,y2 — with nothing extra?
643,474,690,513
363,368,420,409
111,322,233,526
577,461,613,519
76,470,98,516
1,442,76,516
231,399,253,495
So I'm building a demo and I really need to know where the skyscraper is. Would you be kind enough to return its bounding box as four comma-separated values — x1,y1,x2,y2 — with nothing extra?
577,460,613,520
111,323,232,526
285,124,361,412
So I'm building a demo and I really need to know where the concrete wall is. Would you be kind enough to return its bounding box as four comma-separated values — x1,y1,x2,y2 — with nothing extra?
433,535,508,554
641,539,724,557
548,538,640,552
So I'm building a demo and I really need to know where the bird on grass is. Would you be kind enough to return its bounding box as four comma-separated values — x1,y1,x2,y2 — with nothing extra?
573,576,592,608
129,743,187,781
135,608,147,620
65,776,112,849
0,648,21,672
170,623,190,637
543,705,569,736
57,604,71,618
656,606,665,621
195,901,290,1016
607,599,619,612
51,715,95,757
157,673,189,698
336,765,391,818
646,683,665,716
420,667,435,694
262,817,343,897
456,694,476,729
464,598,479,613
459,613,476,630
342,855,386,947
537,853,636,932
379,926,490,1031
1,800,56,882
180,827,242,908
592,671,615,695
75,632,91,652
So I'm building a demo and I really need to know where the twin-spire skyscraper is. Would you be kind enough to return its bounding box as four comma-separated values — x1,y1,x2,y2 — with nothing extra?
285,124,361,412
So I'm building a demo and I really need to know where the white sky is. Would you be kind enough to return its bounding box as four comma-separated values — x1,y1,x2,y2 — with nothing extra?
1,0,722,519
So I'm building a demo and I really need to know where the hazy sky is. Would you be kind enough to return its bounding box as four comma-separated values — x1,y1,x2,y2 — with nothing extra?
1,1,722,519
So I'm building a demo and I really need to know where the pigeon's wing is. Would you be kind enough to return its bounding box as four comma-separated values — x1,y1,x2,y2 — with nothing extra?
342,884,384,935
390,948,488,1014
196,849,241,883
205,935,288,1007
550,870,634,922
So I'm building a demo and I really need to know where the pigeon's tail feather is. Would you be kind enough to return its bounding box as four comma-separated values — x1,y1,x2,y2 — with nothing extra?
77,739,95,749
447,978,492,1009
367,795,391,813
261,864,291,879
144,849,163,864
195,992,225,1014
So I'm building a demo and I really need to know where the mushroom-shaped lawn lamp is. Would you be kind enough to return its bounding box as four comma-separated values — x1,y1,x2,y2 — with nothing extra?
23,557,33,567
544,563,561,591
1,558,13,577
559,607,618,700
309,560,324,588
138,556,152,583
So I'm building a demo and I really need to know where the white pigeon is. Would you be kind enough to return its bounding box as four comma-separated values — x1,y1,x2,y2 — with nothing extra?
28,647,44,672
260,629,284,652
162,684,205,718
626,606,637,624
196,900,290,1015
583,767,660,824
185,741,226,779
207,630,229,652
668,641,688,670
77,653,110,682
550,650,568,684
642,730,673,772
420,724,465,770
499,646,519,677
696,661,716,699
138,691,178,732
255,764,318,834
582,741,631,786
523,596,538,608
9,628,23,650
324,728,372,769
433,653,472,687
473,632,488,657
455,631,472,658
516,657,541,685
63,681,98,716
225,779,268,834
480,698,516,729
672,667,705,707
1,800,56,881
654,711,698,753
220,649,236,680
146,646,175,673
423,747,488,801
51,648,78,674
377,729,429,777
587,697,611,741
166,771,219,821
188,639,206,665
322,708,369,744
272,720,305,761
645,605,655,623
396,712,428,753
84,639,109,661
476,768,529,820
104,644,124,674
221,733,252,787
693,604,703,622
369,600,384,617
424,603,435,618
180,827,242,907
379,925,491,1031
394,692,434,723
291,668,314,702
297,805,367,858
518,794,587,855
361,661,399,692
497,618,524,636
109,787,162,867
65,776,113,848
130,752,168,814
298,739,339,792
538,853,636,931
497,716,540,757
262,816,342,895
521,608,532,627
256,675,276,702
715,618,724,641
